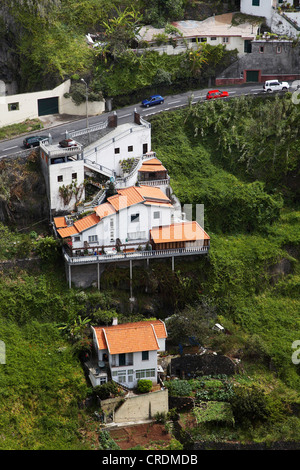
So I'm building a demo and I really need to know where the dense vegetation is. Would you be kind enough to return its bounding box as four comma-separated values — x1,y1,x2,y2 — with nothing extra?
0,92,299,448
149,93,300,391
1,0,238,98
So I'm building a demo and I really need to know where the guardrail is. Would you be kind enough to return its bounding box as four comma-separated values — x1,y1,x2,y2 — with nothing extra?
63,245,209,265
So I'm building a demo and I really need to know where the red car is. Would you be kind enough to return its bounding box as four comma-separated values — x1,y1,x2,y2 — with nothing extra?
206,90,229,100
59,138,78,148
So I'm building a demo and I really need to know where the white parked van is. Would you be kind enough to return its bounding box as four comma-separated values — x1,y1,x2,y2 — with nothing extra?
263,80,289,92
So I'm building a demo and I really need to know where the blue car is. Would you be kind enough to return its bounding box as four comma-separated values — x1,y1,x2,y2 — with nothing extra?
142,95,164,107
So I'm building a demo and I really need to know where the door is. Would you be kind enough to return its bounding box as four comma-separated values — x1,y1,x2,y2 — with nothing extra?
246,70,259,82
244,40,252,53
38,96,59,116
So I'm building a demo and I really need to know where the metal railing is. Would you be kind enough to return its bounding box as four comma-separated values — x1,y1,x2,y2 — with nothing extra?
63,245,209,265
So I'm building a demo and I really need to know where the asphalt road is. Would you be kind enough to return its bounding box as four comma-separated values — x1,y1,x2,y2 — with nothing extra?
0,82,293,159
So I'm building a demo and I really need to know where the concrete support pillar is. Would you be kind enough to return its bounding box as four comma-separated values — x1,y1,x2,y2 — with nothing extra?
172,256,174,271
97,263,100,291
130,259,133,299
68,264,72,288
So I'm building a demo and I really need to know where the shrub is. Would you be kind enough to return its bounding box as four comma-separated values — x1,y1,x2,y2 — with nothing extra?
230,385,270,425
137,379,153,394
93,381,119,400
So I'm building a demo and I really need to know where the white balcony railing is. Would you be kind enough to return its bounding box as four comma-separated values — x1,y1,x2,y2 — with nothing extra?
63,245,209,265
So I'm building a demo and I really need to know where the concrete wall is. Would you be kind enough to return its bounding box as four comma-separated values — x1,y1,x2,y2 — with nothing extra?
216,40,300,84
0,79,105,127
113,389,169,423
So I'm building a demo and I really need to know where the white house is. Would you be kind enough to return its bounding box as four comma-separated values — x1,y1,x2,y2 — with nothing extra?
40,141,85,214
55,184,174,253
40,111,153,214
0,79,105,128
136,14,260,56
89,319,167,388
240,0,300,37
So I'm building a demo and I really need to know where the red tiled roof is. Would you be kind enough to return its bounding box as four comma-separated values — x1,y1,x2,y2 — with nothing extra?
73,213,100,232
107,186,171,211
150,221,210,243
138,158,167,173
57,225,79,238
54,216,67,229
93,320,167,354
94,202,116,219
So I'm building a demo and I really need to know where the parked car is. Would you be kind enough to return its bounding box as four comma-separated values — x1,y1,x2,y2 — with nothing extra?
23,135,49,148
142,95,164,107
263,80,289,92
206,90,229,100
59,138,78,148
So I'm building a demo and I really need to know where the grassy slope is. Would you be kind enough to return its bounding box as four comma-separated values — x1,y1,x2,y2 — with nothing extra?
149,100,300,391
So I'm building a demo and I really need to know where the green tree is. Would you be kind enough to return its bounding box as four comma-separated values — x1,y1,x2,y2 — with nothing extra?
101,5,143,56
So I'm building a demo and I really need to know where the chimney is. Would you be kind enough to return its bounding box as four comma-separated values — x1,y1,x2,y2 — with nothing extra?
112,317,118,326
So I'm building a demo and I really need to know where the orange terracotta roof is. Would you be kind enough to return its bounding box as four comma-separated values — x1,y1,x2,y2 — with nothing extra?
93,320,167,354
94,202,116,219
54,216,67,229
108,187,144,211
150,221,210,243
138,158,167,173
107,186,171,211
135,185,170,202
57,225,79,238
73,213,100,232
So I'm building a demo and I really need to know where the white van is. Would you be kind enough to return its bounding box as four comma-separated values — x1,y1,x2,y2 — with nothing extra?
263,80,289,92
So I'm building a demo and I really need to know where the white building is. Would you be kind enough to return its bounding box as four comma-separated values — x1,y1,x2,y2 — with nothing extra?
89,319,167,388
0,79,105,128
137,13,260,56
55,185,174,253
240,0,300,37
40,111,153,214
40,142,85,213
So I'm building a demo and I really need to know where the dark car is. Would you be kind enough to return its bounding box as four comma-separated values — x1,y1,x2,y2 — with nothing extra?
142,95,164,107
59,138,78,148
206,90,229,100
23,135,49,148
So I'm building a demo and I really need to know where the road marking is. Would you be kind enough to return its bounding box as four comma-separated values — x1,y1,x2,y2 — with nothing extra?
169,100,181,104
251,88,262,91
2,146,18,151
119,113,131,118
228,91,236,94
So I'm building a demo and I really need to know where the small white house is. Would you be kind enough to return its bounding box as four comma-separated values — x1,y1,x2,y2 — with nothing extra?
90,319,167,388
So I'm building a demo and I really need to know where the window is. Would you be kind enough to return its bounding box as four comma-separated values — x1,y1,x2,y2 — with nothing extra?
128,145,133,152
153,211,161,219
252,0,260,5
8,102,19,111
119,353,126,366
131,213,139,223
259,46,264,53
72,172,77,180
276,46,282,54
210,37,217,41
136,369,155,379
88,235,98,243
142,351,149,361
114,148,120,154
110,218,114,241
74,236,80,242
57,175,63,182
222,37,229,43
143,143,148,154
